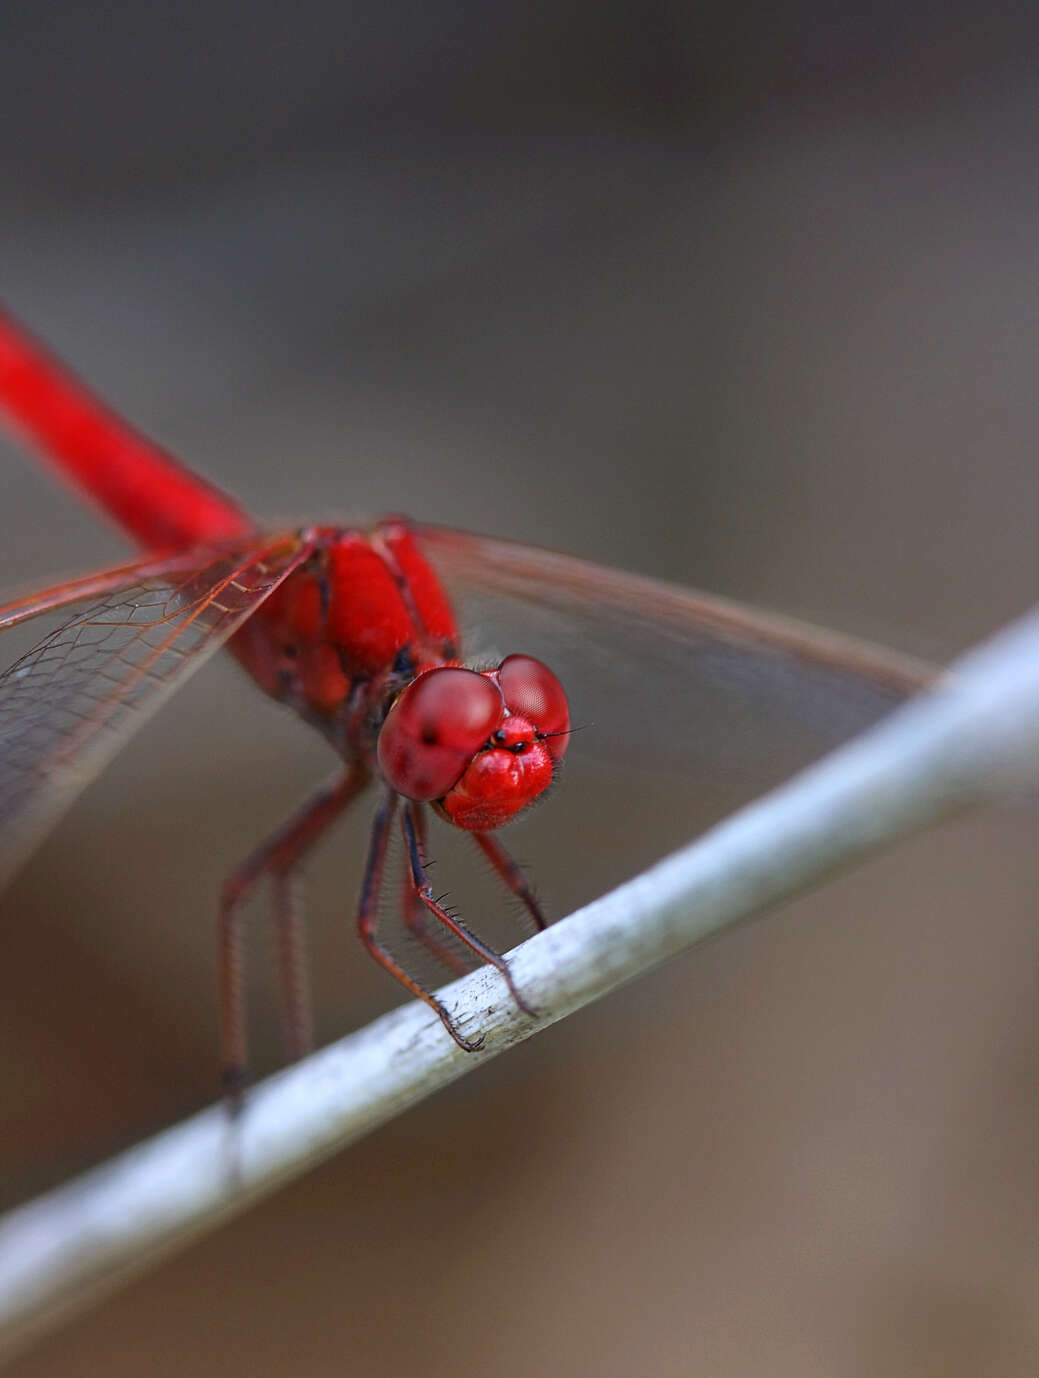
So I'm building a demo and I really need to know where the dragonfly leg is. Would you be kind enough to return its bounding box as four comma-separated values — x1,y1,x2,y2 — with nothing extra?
400,803,472,978
470,830,548,931
400,802,537,1019
218,761,369,1108
272,870,311,1064
358,789,485,1053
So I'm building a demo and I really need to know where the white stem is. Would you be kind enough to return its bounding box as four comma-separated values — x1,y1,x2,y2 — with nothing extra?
3,607,1039,1356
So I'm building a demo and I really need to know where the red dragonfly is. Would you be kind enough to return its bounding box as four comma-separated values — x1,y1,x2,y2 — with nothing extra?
0,305,932,1100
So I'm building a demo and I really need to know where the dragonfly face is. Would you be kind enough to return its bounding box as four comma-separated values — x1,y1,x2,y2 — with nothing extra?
380,653,570,830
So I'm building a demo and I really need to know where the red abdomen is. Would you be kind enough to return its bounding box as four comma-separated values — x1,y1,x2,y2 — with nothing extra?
0,306,251,552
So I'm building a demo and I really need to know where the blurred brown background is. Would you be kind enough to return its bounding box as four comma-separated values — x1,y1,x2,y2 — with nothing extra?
2,3,1039,1375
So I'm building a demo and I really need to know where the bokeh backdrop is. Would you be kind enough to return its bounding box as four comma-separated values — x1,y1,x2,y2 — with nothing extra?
2,3,1039,1375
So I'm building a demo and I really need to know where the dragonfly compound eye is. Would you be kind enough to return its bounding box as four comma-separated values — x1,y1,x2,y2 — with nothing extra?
497,655,570,760
377,667,504,801
436,655,570,831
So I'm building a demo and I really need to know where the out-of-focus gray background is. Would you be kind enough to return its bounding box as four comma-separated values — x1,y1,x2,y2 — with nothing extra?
2,4,1039,1375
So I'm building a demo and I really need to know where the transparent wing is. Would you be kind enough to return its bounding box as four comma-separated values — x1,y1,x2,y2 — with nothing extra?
0,552,243,632
417,525,938,901
0,532,311,888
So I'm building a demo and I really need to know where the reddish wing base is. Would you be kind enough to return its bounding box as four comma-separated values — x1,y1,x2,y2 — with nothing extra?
0,533,314,891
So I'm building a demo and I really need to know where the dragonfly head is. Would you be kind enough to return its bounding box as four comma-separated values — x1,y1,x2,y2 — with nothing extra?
376,655,569,830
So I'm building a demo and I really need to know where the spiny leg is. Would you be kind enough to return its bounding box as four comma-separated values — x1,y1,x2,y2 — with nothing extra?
401,802,536,1019
400,803,472,978
358,788,484,1052
218,762,369,1107
471,830,548,932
